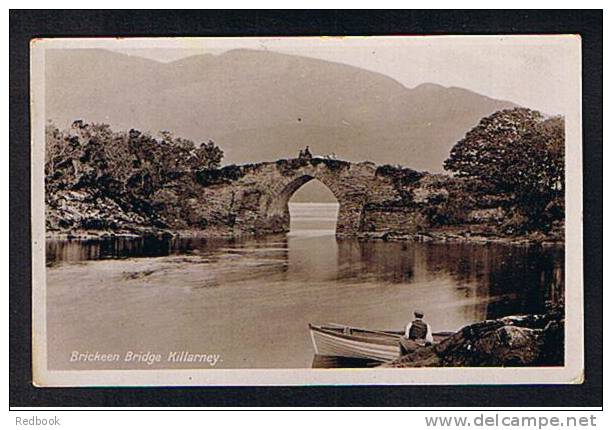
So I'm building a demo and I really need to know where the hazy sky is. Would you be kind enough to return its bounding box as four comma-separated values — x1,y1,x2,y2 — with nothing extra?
98,35,582,116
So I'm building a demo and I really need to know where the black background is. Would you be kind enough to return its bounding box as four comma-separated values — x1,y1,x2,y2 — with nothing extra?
9,9,603,408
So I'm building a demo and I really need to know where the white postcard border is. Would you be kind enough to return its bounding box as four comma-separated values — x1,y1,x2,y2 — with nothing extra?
30,35,584,386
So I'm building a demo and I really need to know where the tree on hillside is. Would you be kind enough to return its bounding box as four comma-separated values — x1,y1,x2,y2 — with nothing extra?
444,108,565,231
196,140,224,170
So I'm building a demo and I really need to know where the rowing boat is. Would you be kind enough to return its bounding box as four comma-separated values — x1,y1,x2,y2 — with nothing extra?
309,323,452,363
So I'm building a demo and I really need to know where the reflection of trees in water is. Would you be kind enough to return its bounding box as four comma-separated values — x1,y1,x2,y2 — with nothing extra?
47,235,289,265
421,243,564,319
482,246,564,319
335,240,565,320
46,236,173,264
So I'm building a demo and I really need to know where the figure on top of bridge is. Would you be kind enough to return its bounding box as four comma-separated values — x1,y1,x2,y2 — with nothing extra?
298,145,313,160
298,145,312,160
298,146,340,161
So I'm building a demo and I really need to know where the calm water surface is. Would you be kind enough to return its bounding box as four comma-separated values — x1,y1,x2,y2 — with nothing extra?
46,203,564,369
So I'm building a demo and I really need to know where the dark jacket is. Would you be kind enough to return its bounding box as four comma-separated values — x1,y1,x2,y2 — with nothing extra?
408,318,428,340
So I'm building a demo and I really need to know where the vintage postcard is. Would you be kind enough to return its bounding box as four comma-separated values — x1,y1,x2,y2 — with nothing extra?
31,35,583,386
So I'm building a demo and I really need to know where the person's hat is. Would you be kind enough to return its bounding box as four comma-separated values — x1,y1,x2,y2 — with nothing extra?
414,310,424,318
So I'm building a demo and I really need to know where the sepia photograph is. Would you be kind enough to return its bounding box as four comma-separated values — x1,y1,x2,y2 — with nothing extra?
29,35,583,386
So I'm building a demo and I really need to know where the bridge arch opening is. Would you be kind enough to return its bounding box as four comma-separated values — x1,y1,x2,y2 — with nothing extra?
289,179,339,234
266,175,340,234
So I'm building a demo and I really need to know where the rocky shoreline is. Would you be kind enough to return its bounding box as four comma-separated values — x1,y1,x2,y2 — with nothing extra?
46,226,564,248
383,311,565,368
355,227,564,247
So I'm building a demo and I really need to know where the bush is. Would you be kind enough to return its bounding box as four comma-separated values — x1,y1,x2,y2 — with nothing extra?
500,211,531,235
275,158,308,174
422,198,470,226
310,158,350,171
375,164,424,186
196,165,244,186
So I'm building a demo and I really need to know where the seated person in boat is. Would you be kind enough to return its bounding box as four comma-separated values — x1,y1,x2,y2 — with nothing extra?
400,310,434,355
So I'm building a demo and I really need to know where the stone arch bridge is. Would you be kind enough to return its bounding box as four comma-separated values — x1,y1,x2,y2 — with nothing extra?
188,158,422,236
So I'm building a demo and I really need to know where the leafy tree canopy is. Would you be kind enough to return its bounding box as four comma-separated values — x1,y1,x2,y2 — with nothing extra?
45,120,224,203
444,108,564,230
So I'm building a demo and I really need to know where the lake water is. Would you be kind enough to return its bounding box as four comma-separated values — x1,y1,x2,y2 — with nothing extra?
46,203,564,370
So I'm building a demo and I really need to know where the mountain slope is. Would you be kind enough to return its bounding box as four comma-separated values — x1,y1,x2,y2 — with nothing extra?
45,48,516,172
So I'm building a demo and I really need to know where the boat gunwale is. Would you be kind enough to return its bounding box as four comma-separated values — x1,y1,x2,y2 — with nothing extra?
309,323,454,344
309,324,402,346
